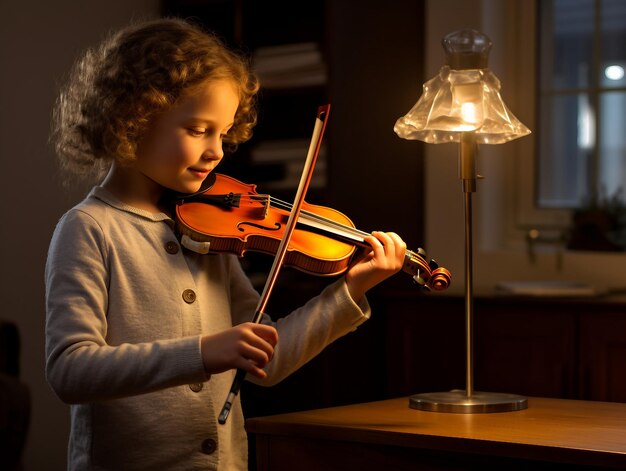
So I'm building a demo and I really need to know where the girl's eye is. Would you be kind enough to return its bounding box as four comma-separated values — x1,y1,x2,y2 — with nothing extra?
188,128,206,137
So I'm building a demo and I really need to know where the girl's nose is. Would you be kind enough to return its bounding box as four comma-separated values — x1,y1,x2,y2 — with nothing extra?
202,138,224,161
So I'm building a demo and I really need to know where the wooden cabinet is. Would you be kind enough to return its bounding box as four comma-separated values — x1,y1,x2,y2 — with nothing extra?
579,311,626,402
378,291,626,403
378,293,467,398
474,305,577,399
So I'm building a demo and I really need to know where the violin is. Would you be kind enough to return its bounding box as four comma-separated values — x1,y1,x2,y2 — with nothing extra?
173,173,451,291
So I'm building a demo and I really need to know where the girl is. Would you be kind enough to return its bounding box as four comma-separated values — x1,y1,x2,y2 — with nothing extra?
46,17,406,470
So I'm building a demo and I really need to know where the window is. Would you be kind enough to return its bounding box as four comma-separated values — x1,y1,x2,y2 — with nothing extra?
537,0,626,210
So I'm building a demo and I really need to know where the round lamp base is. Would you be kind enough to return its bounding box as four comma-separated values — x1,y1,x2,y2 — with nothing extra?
409,390,528,413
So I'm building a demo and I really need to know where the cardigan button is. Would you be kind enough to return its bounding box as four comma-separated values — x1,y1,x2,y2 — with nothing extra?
189,382,203,392
182,289,196,304
165,241,179,254
201,438,217,455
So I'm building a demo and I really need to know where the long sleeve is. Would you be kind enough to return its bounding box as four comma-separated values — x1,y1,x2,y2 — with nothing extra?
45,207,208,404
224,254,370,387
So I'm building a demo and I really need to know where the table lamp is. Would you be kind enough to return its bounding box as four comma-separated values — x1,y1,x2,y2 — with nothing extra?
394,29,531,413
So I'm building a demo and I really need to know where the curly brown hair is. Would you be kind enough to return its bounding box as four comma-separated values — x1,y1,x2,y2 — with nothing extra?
51,17,259,183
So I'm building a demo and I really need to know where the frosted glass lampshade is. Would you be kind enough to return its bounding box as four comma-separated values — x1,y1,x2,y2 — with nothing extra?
394,30,530,144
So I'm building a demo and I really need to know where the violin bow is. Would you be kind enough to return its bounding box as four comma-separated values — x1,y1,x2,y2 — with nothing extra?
218,104,331,424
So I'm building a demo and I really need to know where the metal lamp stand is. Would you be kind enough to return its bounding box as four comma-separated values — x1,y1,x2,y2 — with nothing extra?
409,132,528,413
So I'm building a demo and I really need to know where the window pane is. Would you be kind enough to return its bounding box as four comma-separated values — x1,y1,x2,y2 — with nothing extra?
541,0,594,90
538,94,590,208
600,0,626,89
598,91,626,201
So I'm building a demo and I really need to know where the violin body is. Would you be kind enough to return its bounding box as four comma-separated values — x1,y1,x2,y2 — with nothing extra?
174,173,451,290
175,174,357,276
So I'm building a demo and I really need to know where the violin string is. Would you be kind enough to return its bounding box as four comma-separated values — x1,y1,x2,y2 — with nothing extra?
239,194,370,241
235,194,421,260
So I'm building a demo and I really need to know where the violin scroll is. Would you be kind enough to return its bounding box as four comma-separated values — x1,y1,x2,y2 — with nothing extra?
404,249,451,291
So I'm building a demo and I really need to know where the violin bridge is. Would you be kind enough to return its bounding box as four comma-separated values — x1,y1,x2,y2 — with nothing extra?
261,195,270,218
250,194,270,218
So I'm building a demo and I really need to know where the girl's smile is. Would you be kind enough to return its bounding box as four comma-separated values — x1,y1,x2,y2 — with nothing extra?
187,167,211,180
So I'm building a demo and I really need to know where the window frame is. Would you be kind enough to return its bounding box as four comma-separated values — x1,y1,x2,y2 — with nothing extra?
487,0,573,246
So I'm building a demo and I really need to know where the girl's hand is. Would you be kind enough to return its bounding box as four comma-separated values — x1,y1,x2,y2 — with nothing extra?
200,322,278,379
345,231,407,303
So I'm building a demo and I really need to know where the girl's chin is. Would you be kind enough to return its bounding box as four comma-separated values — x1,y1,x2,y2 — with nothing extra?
160,182,203,196
185,182,204,192
162,174,215,195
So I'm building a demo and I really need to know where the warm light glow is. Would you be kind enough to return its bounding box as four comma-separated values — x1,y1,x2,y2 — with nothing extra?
453,82,483,126
461,102,478,123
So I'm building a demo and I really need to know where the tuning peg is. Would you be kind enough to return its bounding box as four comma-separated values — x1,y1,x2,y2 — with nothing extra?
412,272,431,291
412,272,426,287
428,259,439,271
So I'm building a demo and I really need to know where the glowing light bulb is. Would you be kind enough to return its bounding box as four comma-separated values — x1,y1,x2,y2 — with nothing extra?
461,102,478,123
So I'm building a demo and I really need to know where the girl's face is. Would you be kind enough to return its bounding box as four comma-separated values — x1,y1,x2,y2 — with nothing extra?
135,78,240,195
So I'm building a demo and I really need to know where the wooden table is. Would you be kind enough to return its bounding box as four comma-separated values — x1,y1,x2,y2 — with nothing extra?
246,396,626,470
